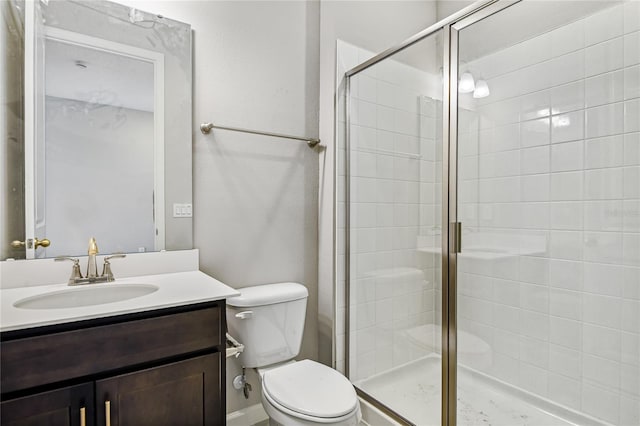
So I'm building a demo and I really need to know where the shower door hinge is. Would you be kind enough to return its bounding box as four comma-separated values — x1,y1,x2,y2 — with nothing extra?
453,222,462,253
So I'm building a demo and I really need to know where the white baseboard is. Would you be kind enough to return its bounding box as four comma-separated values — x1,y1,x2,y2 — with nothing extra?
226,403,269,426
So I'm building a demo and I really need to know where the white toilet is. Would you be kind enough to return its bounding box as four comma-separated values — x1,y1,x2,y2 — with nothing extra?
226,282,361,426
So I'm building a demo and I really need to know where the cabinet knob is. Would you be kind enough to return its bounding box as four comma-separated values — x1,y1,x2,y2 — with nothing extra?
80,407,86,426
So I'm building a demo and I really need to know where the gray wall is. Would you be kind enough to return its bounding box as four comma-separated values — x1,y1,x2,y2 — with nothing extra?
120,0,320,413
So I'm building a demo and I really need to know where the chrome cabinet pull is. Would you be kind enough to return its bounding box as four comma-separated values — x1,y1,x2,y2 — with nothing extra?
105,400,111,426
80,406,86,426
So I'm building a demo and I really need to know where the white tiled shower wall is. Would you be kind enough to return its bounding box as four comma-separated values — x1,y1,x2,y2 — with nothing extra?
457,2,639,424
335,40,443,381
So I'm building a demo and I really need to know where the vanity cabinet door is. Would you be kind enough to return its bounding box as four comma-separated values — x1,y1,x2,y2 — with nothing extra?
0,383,94,426
95,353,221,426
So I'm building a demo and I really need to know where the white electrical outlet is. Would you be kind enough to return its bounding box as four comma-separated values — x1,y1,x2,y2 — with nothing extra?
173,203,193,218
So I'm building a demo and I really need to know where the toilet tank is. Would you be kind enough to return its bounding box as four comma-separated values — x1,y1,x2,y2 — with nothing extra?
226,282,308,368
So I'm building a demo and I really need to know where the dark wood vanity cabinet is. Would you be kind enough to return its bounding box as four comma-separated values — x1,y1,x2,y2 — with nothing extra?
0,383,93,426
0,302,226,426
95,354,219,426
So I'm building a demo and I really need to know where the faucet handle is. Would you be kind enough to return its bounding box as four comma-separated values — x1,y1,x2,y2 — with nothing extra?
55,256,83,284
102,253,126,282
55,256,80,264
103,253,126,261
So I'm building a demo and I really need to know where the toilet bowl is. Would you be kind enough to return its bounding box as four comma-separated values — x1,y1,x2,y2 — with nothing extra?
226,283,361,426
259,360,361,426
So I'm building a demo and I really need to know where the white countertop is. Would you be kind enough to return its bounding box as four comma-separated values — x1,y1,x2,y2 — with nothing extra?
0,270,240,332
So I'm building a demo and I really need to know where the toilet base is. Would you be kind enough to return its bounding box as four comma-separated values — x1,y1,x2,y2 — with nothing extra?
261,392,361,426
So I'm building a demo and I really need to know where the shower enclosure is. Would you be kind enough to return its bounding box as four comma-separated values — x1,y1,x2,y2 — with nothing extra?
338,0,640,424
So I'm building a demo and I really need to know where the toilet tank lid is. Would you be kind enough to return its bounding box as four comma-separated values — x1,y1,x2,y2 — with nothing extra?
227,282,308,307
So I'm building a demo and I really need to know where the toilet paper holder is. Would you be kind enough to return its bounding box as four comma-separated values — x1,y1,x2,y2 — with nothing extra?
226,332,245,359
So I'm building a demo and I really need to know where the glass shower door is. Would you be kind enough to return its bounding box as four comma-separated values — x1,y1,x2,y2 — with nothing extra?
454,1,639,425
345,30,445,424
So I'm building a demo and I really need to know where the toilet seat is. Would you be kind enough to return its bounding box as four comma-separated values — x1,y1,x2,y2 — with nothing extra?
262,360,358,421
263,390,360,425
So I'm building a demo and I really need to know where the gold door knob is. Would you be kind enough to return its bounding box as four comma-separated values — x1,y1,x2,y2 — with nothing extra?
35,238,51,248
10,240,25,248
10,238,51,249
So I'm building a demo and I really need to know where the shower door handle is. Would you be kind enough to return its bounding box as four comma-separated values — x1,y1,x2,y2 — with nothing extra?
452,222,462,253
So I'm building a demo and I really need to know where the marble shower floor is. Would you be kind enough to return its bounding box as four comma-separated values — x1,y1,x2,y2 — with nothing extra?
357,356,605,426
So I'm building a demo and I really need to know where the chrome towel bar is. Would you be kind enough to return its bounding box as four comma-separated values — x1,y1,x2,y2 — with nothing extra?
200,122,320,148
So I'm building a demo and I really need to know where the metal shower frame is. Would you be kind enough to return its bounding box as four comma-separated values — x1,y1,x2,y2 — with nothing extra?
342,1,522,424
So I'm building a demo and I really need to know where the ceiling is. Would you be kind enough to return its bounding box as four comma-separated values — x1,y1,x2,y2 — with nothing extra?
45,38,154,112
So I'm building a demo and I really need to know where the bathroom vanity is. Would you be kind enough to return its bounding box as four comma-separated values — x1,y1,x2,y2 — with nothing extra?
0,0,234,423
0,255,239,426
1,302,225,425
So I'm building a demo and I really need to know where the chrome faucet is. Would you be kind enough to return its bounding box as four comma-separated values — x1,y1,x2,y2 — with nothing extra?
55,257,84,284
86,237,99,278
101,253,126,281
55,238,126,286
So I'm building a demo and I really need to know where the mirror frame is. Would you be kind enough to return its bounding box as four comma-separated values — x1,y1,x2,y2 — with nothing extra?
3,0,195,261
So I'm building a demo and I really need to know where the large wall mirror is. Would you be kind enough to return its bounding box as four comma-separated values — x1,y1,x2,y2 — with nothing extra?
1,0,192,260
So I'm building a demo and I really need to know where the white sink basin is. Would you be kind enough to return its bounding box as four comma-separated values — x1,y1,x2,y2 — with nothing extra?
13,284,159,310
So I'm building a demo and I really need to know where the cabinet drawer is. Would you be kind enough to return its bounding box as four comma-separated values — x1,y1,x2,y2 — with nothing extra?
1,305,222,393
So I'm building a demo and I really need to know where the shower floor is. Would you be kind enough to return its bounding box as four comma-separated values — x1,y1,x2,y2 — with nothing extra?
357,355,604,426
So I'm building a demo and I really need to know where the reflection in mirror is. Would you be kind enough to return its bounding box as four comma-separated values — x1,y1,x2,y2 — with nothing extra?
1,0,193,260
43,32,162,257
